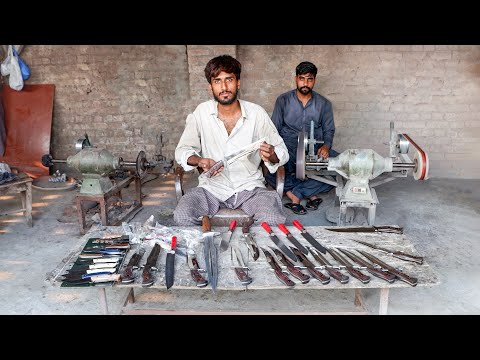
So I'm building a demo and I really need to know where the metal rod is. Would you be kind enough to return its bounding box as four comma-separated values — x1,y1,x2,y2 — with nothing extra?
393,163,415,168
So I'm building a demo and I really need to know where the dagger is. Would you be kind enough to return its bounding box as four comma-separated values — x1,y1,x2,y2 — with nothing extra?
187,250,208,288
290,247,330,284
261,222,298,262
307,246,349,284
356,249,418,287
337,248,396,283
260,247,295,288
292,220,327,254
165,236,176,289
270,247,310,284
277,224,309,255
326,248,371,284
352,239,424,264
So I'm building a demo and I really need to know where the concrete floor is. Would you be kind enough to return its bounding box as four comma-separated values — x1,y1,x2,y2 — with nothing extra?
0,172,479,315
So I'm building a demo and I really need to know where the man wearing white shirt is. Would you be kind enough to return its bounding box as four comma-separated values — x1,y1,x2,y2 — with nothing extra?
174,55,289,226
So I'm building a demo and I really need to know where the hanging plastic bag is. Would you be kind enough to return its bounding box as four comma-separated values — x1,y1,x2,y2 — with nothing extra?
8,47,24,91
12,46,30,81
1,45,13,76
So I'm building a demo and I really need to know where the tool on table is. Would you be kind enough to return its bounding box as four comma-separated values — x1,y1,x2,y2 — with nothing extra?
261,222,297,262
202,215,218,293
165,236,177,289
352,239,423,264
270,247,310,284
277,224,309,255
141,243,161,287
61,273,121,285
326,248,371,284
325,225,404,234
337,248,396,283
292,220,327,254
68,262,118,271
291,247,330,284
220,219,236,252
120,247,145,284
231,244,253,286
260,247,295,288
187,250,208,288
356,249,418,287
242,222,259,261
307,246,349,284
200,137,265,179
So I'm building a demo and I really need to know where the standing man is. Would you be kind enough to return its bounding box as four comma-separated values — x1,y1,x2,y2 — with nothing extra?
266,61,338,215
174,55,289,226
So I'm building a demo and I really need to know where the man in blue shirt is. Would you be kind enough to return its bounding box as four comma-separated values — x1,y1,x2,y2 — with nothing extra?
266,61,338,215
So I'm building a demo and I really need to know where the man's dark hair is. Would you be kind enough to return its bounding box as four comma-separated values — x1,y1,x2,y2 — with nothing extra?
295,61,318,77
204,55,242,84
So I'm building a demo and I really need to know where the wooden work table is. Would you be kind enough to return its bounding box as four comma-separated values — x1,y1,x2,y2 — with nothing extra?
50,225,439,315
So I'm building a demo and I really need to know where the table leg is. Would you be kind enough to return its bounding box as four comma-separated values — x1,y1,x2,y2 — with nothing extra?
379,288,389,315
98,287,109,315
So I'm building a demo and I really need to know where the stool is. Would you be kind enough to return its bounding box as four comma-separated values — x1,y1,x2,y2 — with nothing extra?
0,173,33,226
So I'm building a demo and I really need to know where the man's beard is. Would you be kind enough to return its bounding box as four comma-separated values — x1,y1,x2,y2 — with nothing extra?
297,86,312,95
214,89,238,105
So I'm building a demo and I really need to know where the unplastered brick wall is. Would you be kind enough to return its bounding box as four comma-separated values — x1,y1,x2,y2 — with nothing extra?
19,45,480,179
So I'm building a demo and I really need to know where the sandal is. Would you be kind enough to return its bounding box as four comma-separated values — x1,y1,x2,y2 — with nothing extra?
305,198,323,210
284,202,307,215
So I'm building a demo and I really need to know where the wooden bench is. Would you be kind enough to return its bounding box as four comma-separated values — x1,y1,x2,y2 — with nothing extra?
0,173,33,226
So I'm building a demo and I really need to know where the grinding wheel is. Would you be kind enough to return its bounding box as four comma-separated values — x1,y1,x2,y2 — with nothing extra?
296,131,306,180
413,150,429,180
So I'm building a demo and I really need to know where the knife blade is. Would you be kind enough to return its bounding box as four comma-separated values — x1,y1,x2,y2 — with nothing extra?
242,222,259,261
306,246,349,284
356,249,418,287
270,247,310,284
142,243,161,287
277,224,309,255
165,236,176,289
261,222,298,262
325,225,403,234
187,250,208,288
292,220,327,254
326,248,371,284
337,248,396,283
260,247,295,288
290,247,330,284
352,239,424,264
202,215,218,293
220,219,236,252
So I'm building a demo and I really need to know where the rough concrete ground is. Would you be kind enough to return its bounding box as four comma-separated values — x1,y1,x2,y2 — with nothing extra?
0,172,479,315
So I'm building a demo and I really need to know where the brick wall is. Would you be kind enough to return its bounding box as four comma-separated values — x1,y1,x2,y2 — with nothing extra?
14,45,480,179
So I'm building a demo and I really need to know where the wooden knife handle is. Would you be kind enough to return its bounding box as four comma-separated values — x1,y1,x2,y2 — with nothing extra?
347,267,371,284
325,267,349,284
286,265,310,284
190,269,208,287
367,267,396,283
273,269,295,287
234,268,253,285
306,267,331,284
202,215,211,233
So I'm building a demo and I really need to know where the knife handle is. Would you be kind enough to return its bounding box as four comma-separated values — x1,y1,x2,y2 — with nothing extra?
202,216,211,232
389,269,418,287
366,267,396,283
292,220,305,231
324,266,349,284
234,268,253,285
285,265,310,284
346,267,371,284
277,223,291,235
392,252,424,264
171,236,177,249
273,269,295,287
121,266,135,283
229,220,237,231
242,224,249,234
306,267,330,284
190,269,208,287
261,222,272,234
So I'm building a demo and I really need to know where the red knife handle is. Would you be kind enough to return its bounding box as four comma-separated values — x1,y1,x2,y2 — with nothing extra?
229,220,237,231
278,223,291,235
261,222,272,234
306,267,330,284
286,265,310,284
292,220,305,231
171,236,177,249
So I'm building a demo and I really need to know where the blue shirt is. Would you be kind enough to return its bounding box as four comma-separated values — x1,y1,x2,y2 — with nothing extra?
271,89,335,159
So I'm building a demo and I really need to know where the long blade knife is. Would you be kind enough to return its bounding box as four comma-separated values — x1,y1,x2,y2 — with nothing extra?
202,215,218,293
165,236,176,289
292,220,327,254
142,243,161,287
220,219,236,252
326,247,371,284
356,249,418,287
325,225,403,234
260,247,295,288
261,222,298,262
352,239,424,264
290,247,330,284
270,247,310,284
277,224,309,255
337,248,396,283
307,246,349,284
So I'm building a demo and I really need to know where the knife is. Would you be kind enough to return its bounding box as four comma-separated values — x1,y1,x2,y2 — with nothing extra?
270,247,310,284
277,224,309,255
260,247,295,288
141,243,161,287
292,220,327,254
337,248,396,283
220,219,236,252
352,239,424,264
261,222,298,262
290,247,330,284
326,248,371,284
165,236,176,289
356,249,418,287
242,222,259,261
231,245,253,286
306,246,349,284
187,250,208,288
325,225,403,234
120,247,145,284
202,216,218,293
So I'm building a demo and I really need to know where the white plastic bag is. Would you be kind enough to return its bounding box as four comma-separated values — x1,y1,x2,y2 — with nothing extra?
1,45,13,76
8,46,24,91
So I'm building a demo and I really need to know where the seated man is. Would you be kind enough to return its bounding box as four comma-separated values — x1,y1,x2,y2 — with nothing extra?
174,55,289,226
266,61,338,215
